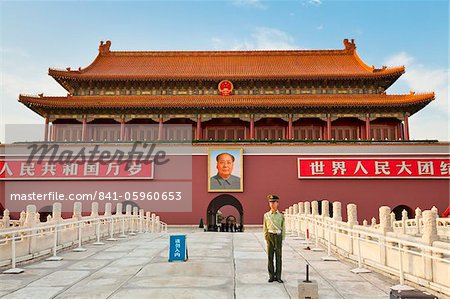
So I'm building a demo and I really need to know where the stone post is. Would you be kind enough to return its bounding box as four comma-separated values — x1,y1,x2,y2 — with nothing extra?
311,201,319,216
401,209,408,234
115,203,123,215
422,210,437,281
52,203,62,222
139,209,144,233
151,213,156,233
347,204,358,227
288,206,293,232
431,206,438,216
104,203,112,216
390,212,396,227
293,204,299,234
379,206,392,233
297,202,304,235
34,213,40,223
2,209,10,228
24,205,37,227
90,202,99,217
132,207,138,233
125,205,132,231
331,202,342,245
415,207,422,235
378,206,392,266
293,204,299,215
72,202,82,220
298,202,304,215
146,211,151,231
19,211,26,226
371,217,377,227
332,202,342,222
156,216,161,232
422,210,437,245
347,203,358,255
304,202,311,215
321,200,330,218
25,205,37,255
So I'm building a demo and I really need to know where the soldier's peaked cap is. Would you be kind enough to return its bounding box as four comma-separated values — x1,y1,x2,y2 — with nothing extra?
267,194,279,202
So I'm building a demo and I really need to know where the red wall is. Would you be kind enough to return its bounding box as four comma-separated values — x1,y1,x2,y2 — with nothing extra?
157,154,449,225
1,154,449,225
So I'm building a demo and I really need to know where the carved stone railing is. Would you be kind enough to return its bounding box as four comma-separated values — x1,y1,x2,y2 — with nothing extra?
0,202,167,273
284,201,449,297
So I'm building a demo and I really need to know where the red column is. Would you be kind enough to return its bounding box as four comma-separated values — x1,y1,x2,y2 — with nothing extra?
158,116,164,140
287,114,293,140
120,117,125,141
44,117,49,142
365,114,371,140
250,114,255,139
51,123,57,141
81,117,87,141
326,114,332,140
403,113,410,140
196,114,202,140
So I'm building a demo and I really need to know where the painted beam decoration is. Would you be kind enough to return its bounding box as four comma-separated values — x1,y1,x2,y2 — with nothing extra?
297,156,450,179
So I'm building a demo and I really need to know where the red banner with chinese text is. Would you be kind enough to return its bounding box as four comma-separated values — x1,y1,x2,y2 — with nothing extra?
298,157,450,179
0,160,154,180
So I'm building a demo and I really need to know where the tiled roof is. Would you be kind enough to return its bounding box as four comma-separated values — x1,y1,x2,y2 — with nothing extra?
19,93,434,109
48,39,404,80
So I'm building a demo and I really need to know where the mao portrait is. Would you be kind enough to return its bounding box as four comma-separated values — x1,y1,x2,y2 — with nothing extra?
208,148,243,192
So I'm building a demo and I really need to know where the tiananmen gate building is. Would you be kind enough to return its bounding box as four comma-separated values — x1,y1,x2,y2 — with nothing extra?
1,39,449,229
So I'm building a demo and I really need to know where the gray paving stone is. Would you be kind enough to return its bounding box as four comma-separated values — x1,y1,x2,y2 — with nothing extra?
28,270,91,287
2,287,65,299
0,227,404,299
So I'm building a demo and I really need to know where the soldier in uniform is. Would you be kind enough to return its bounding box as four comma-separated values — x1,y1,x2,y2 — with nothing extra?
263,194,285,283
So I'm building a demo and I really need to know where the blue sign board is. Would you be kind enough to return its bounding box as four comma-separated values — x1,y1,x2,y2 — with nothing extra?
168,235,188,262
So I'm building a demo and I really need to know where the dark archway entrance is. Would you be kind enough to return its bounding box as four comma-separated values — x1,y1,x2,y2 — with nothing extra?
120,201,141,214
392,204,413,220
206,194,244,231
38,205,53,223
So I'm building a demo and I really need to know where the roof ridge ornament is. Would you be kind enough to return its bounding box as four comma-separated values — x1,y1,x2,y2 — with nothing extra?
99,40,112,55
343,38,356,52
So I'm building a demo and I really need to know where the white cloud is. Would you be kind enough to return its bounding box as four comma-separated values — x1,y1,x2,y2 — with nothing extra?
0,70,66,142
385,51,414,68
0,47,30,59
302,0,322,7
316,24,324,30
231,0,266,9
384,52,449,141
211,27,301,50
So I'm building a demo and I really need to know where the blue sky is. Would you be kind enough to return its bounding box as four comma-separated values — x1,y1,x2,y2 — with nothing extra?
1,0,448,141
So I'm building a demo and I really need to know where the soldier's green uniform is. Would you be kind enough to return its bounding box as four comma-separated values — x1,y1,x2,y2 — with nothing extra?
263,194,285,283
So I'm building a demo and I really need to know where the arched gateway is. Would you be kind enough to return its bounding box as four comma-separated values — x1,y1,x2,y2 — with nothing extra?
206,194,244,231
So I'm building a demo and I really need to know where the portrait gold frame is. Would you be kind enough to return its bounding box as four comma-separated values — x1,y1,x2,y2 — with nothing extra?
207,147,243,192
